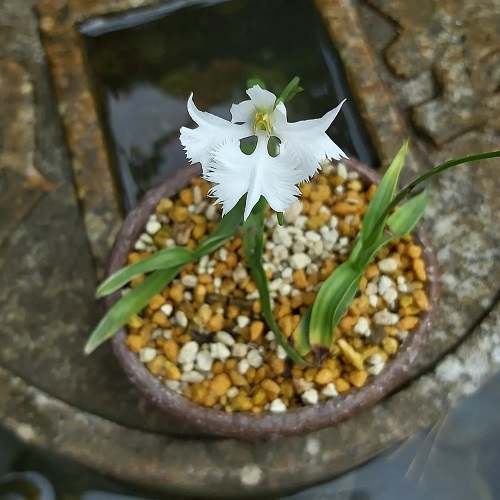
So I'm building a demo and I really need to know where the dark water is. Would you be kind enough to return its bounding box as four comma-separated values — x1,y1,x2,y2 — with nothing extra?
80,0,377,213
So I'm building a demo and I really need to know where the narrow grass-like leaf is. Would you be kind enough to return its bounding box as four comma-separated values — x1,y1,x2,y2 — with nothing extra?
85,267,182,354
308,261,361,360
96,247,194,298
372,150,500,237
275,76,303,107
387,189,429,237
360,141,408,243
242,208,305,364
290,306,312,356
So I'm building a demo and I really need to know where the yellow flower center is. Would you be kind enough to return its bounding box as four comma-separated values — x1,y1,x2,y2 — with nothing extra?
254,112,272,134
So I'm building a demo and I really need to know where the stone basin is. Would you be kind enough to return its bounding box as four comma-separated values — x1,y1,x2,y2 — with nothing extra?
0,0,499,496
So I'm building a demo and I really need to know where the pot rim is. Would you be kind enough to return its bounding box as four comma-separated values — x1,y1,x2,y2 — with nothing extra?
108,160,440,440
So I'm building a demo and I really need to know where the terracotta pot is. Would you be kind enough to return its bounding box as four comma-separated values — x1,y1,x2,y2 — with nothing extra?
107,160,439,439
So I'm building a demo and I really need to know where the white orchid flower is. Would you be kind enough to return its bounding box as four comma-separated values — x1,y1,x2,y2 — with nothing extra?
180,84,347,219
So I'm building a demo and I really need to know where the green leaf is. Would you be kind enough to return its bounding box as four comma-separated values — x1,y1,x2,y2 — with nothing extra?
290,306,312,356
247,77,267,90
242,208,305,364
387,189,429,237
275,76,303,107
277,212,284,226
96,247,195,298
308,261,362,360
85,267,182,355
360,141,408,243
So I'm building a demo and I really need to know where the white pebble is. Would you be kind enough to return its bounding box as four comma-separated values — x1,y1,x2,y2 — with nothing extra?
269,398,287,413
181,371,205,383
321,383,339,398
378,275,394,295
276,344,288,360
311,240,324,257
182,362,194,372
175,310,188,328
237,316,251,328
368,363,385,375
284,201,302,223
373,309,400,326
232,343,248,358
353,317,370,336
140,233,154,245
165,380,180,391
272,226,293,247
301,388,319,405
247,349,263,368
178,341,199,364
281,268,293,280
290,253,312,270
219,247,228,261
210,342,231,361
195,350,213,372
365,282,378,296
162,329,172,340
295,215,307,229
151,328,163,339
237,359,250,375
383,287,398,306
216,331,235,346
305,231,321,243
226,386,239,399
134,239,147,251
378,258,398,274
139,347,157,363
369,294,379,308
160,303,173,317
181,275,197,288
145,220,162,235
265,331,275,342
397,276,413,293
205,204,218,221
337,163,348,179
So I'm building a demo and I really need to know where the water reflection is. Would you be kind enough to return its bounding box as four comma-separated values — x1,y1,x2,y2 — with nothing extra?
81,0,377,212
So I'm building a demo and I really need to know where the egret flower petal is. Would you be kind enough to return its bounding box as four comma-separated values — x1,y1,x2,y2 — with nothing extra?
180,94,249,173
206,134,304,219
179,84,348,219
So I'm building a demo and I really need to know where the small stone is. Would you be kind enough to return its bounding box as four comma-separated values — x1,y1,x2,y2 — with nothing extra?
139,347,157,363
373,309,400,326
182,362,194,372
353,317,370,336
276,344,287,360
216,331,235,346
383,288,398,306
378,275,393,295
369,294,378,308
301,388,319,405
181,371,205,383
232,343,248,358
350,370,369,387
165,380,181,392
247,349,263,368
160,303,173,317
195,350,213,372
269,398,287,413
181,275,197,288
236,316,251,328
378,258,398,274
321,383,339,398
145,220,162,235
175,310,188,328
237,359,250,375
208,341,230,361
290,253,312,270
365,282,378,296
337,338,364,370
210,373,231,397
178,341,199,364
